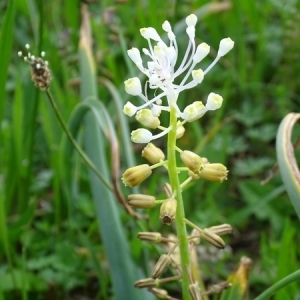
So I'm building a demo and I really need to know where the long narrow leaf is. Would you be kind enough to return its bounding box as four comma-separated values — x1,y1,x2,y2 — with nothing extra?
276,113,300,219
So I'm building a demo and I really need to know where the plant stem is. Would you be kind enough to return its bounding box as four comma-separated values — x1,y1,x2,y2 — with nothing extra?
253,269,300,300
167,104,191,300
45,89,112,190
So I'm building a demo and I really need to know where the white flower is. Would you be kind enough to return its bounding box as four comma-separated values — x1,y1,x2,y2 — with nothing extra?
131,128,153,143
123,14,234,130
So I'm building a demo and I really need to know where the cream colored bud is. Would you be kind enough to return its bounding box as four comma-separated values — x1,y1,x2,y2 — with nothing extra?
189,282,202,300
141,143,165,164
128,194,156,208
159,198,177,225
137,232,162,243
202,228,226,249
151,254,172,279
136,109,160,129
149,288,170,299
134,277,158,288
176,122,185,139
208,224,233,236
180,150,204,175
198,163,228,182
122,164,152,187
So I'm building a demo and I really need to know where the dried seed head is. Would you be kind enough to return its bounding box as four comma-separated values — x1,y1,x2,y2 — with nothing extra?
141,143,165,164
159,198,177,225
137,232,162,243
151,254,172,279
201,228,226,249
148,287,171,299
189,282,203,300
134,277,158,288
122,164,152,187
207,224,233,236
128,194,156,208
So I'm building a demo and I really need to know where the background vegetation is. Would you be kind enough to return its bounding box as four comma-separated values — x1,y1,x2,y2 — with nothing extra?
0,0,299,299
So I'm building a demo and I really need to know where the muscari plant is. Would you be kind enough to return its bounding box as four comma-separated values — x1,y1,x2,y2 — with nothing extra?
121,14,235,299
17,13,238,300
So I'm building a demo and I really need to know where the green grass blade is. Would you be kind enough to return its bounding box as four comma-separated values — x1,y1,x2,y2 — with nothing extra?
276,113,300,219
0,0,16,123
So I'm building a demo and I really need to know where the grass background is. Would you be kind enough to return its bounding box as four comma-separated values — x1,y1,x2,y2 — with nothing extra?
0,0,300,299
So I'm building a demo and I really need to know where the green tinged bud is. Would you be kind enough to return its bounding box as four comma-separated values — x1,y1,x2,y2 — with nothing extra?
159,198,177,225
128,194,156,208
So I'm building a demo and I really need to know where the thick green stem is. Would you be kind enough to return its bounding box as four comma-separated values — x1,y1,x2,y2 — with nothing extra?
167,105,191,300
45,90,112,190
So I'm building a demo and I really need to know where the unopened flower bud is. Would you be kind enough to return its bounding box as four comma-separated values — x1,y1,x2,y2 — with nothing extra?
198,163,228,182
192,69,204,84
142,143,165,164
134,278,158,288
160,198,177,225
218,37,234,57
136,109,160,129
180,150,204,174
201,229,226,249
186,14,198,27
206,93,223,111
152,254,172,279
193,43,210,63
189,282,202,300
131,128,153,143
176,122,185,139
208,224,233,236
137,232,162,243
124,77,142,95
127,47,142,65
151,104,161,117
128,194,156,208
122,164,152,187
149,288,170,299
123,101,137,117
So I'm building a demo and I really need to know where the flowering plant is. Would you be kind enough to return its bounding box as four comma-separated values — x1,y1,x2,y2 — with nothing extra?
122,14,234,299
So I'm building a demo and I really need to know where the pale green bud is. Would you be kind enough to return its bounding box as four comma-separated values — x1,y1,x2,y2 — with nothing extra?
180,150,204,175
160,198,177,225
141,143,165,164
122,164,152,187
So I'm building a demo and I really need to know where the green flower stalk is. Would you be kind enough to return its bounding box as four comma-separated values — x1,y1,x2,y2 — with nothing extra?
122,14,234,299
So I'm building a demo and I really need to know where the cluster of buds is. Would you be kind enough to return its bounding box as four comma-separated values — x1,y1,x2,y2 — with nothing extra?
18,44,51,90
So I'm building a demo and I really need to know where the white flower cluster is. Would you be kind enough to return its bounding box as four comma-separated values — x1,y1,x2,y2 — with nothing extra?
123,14,234,143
